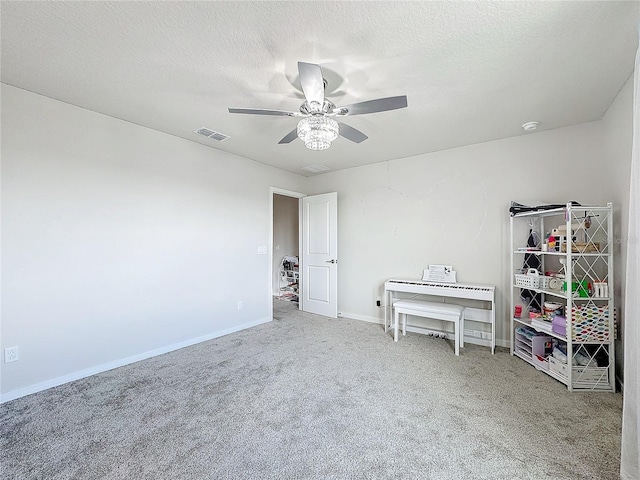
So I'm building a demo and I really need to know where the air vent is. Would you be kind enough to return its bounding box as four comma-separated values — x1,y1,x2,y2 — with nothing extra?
194,127,229,142
301,164,330,173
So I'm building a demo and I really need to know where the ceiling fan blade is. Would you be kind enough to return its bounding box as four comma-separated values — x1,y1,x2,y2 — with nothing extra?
298,62,325,108
334,95,407,116
278,128,299,144
228,108,299,117
338,122,368,143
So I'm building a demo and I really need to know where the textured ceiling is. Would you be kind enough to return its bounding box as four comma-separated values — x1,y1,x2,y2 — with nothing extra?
2,1,638,176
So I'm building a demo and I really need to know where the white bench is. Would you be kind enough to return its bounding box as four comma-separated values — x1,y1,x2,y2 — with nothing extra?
393,299,465,355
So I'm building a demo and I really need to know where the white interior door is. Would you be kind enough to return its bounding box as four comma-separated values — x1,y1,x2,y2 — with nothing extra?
301,192,338,318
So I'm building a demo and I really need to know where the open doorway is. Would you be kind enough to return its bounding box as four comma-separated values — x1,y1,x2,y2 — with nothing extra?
270,188,339,319
270,188,305,317
273,193,300,303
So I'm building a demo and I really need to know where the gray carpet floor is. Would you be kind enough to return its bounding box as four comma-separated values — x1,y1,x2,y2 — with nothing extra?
1,300,623,479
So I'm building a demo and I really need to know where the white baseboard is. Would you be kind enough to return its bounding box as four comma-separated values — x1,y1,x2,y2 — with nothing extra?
339,311,509,349
0,316,271,404
339,311,383,324
399,325,509,349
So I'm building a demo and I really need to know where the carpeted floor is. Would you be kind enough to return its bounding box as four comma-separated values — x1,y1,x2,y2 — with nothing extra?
1,300,623,479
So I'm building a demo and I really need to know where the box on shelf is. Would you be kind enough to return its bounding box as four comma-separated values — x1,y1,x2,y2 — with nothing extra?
561,242,600,253
562,280,589,298
532,354,549,371
573,365,609,385
532,335,552,357
571,306,610,342
548,357,609,386
552,315,567,336
549,356,568,377
515,330,533,360
515,347,531,360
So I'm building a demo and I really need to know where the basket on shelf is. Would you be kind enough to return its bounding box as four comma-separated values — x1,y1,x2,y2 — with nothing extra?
561,242,600,253
514,268,541,289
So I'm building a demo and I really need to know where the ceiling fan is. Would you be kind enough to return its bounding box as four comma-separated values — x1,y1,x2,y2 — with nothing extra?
228,62,408,151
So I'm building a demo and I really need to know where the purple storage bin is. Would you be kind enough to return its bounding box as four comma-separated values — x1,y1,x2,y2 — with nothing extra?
552,315,567,336
532,335,552,357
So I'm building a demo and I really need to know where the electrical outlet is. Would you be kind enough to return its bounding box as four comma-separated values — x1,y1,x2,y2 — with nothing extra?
5,346,19,363
466,329,483,338
237,301,243,310
376,296,381,307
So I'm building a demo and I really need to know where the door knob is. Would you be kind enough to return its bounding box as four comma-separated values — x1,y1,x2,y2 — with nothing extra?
326,259,337,264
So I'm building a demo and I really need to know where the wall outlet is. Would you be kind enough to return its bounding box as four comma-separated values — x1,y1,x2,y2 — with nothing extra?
5,346,19,363
376,296,381,307
257,246,267,255
237,301,243,310
464,329,484,339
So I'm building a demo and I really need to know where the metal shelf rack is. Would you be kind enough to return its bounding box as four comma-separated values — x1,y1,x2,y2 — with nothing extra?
509,202,615,392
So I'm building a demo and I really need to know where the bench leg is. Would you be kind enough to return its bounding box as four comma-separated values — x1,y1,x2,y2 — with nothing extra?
402,313,406,336
454,318,460,356
460,313,465,348
394,309,399,342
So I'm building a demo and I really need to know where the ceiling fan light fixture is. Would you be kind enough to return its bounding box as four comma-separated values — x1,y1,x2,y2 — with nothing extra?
228,61,407,148
297,116,339,151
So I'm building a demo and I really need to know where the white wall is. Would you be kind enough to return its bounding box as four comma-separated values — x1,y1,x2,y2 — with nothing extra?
272,194,299,294
603,74,635,383
0,85,305,400
306,122,613,345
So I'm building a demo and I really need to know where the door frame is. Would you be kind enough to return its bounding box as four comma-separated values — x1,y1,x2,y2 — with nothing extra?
269,187,306,318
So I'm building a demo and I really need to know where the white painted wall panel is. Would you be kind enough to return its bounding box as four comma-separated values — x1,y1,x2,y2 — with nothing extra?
602,74,634,382
0,85,305,397
306,122,613,345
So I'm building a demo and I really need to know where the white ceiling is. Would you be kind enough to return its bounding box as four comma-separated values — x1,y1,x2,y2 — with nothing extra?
2,1,638,176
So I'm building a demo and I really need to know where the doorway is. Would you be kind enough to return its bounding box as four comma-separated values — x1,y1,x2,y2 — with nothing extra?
269,188,339,319
270,188,305,317
272,193,301,303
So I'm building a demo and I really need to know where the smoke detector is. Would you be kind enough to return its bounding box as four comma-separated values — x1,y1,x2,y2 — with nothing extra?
522,121,540,132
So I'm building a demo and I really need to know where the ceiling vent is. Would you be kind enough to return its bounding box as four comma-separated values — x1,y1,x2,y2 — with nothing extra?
194,127,229,142
301,164,330,174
